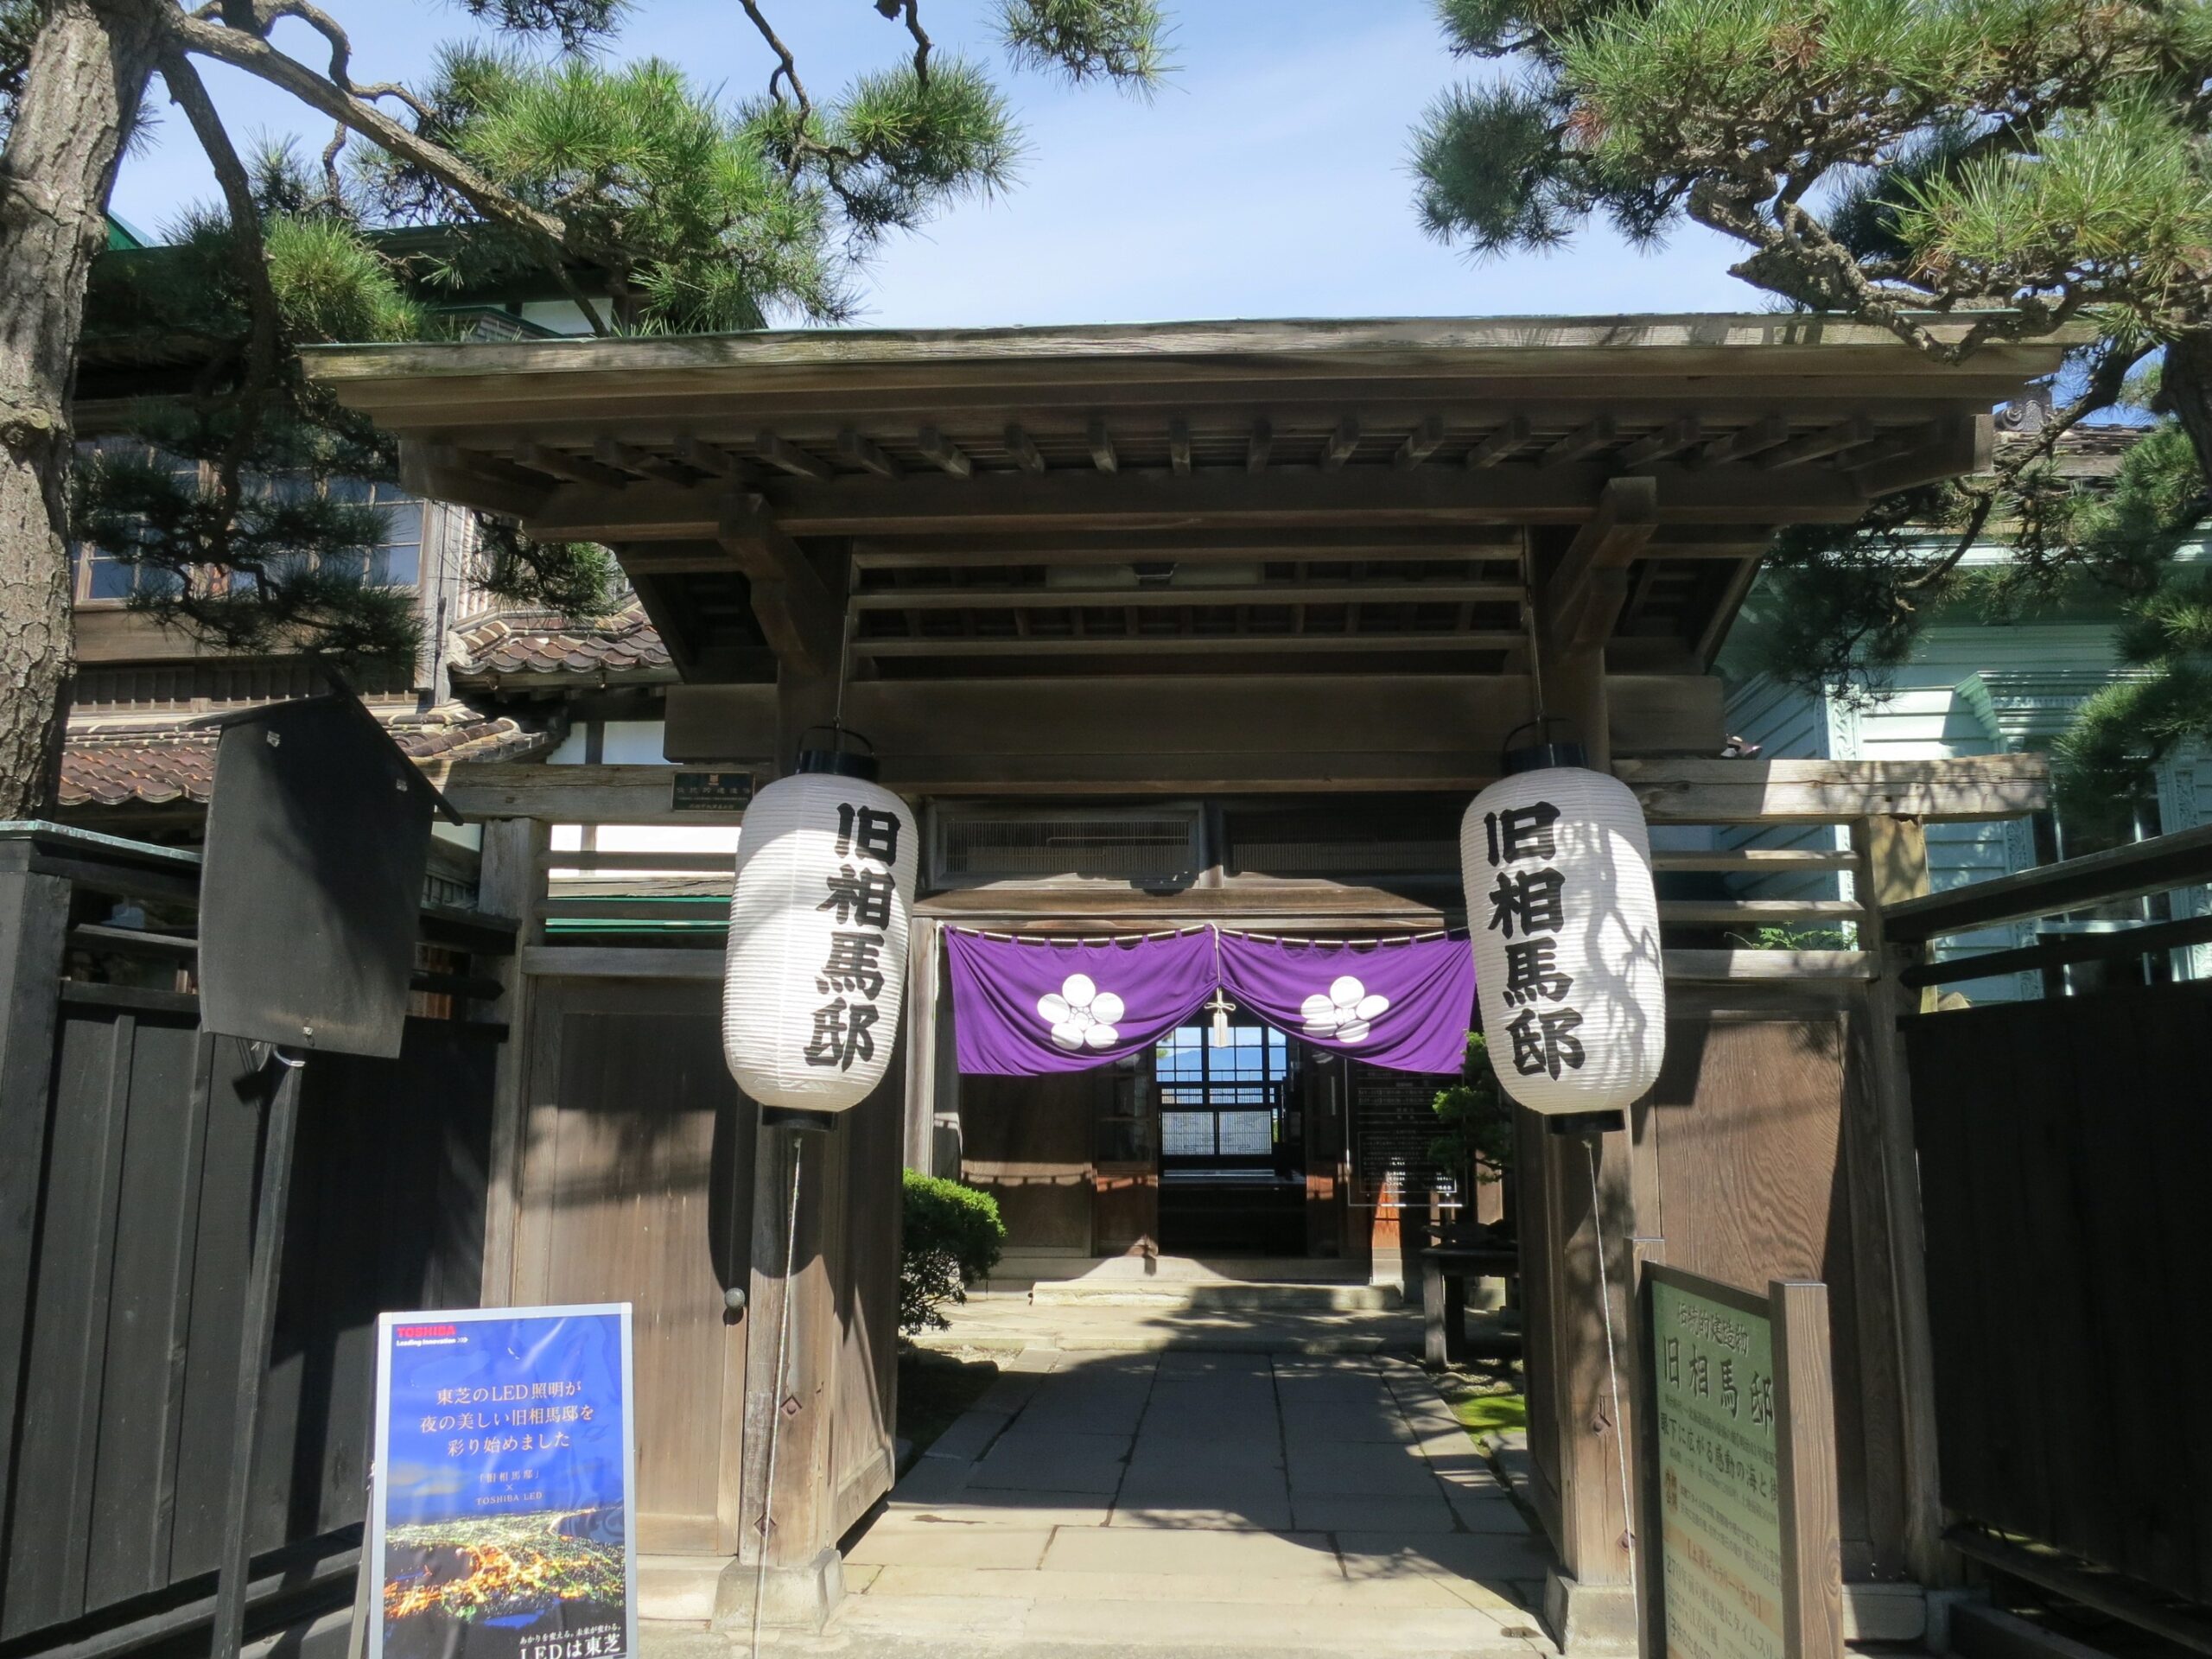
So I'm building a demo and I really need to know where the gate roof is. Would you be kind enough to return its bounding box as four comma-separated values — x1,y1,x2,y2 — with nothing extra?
302,315,2069,686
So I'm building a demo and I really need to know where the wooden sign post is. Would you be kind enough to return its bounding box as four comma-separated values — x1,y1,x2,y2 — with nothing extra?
1640,1266,1844,1659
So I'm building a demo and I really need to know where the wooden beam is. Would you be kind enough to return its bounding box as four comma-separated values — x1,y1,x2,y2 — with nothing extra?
1693,555,1764,664
1395,412,1447,469
594,436,690,485
1618,415,1701,467
1849,411,1992,497
852,527,1520,568
917,425,973,478
1541,415,1617,467
399,442,550,519
1689,413,1789,468
715,494,842,674
1320,416,1360,471
1541,474,1659,649
837,428,901,479
663,673,1723,791
1653,848,1859,873
524,442,629,490
1883,817,2212,942
1247,419,1272,474
1616,752,2049,823
1759,414,1873,470
849,579,1518,610
754,429,835,482
1003,423,1046,475
1465,416,1533,469
849,630,1529,659
1087,418,1117,474
519,461,1870,542
1169,418,1192,475
672,433,746,478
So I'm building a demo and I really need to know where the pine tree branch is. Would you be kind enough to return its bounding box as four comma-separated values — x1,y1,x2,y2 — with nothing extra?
157,46,279,538
740,0,807,109
881,0,933,86
164,7,570,260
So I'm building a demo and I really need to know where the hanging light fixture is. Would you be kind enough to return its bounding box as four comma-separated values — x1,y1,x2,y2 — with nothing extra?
723,728,917,1116
1461,723,1666,1123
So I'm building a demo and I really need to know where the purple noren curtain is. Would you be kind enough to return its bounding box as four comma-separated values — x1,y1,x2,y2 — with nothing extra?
1217,931,1474,1076
944,929,1218,1076
944,927,1475,1077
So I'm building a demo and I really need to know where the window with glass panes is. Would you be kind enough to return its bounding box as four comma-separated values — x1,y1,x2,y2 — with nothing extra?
71,438,192,603
1154,1023,1290,1166
323,477,423,588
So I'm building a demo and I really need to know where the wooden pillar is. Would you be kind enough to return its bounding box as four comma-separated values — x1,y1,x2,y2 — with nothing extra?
1850,814,1948,1586
476,817,548,1306
729,1115,848,1629
1520,620,1654,1647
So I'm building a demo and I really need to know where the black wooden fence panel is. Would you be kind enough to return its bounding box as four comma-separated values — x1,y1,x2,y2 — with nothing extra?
0,991,495,1646
1905,980,2212,1605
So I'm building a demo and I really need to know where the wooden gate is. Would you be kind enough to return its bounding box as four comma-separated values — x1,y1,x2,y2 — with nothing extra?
510,976,754,1554
1887,822,2212,1623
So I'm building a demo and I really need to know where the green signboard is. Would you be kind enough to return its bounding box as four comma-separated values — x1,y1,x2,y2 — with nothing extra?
1647,1269,1789,1659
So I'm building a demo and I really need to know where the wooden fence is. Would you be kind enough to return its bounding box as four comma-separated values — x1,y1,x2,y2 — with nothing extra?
0,825,512,1657
1891,823,2212,1627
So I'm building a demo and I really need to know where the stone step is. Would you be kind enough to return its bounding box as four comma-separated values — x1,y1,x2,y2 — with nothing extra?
1030,1281,1400,1312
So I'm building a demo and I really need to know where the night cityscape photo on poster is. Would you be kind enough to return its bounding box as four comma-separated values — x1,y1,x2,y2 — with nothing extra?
369,1306,637,1659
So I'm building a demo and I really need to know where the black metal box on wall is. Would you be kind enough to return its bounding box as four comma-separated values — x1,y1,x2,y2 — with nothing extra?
196,690,458,1057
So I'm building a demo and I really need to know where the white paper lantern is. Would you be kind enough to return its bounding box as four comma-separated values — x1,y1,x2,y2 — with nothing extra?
723,756,917,1112
1461,758,1665,1116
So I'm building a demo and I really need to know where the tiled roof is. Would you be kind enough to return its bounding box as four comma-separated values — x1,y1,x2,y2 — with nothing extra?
60,702,555,811
451,601,674,684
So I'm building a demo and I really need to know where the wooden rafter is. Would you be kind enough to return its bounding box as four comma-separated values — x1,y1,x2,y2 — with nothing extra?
399,442,549,519
1466,416,1532,469
1247,419,1272,474
594,437,690,485
524,442,628,489
1541,416,1616,467
1169,418,1192,475
755,430,835,481
837,428,902,479
1690,413,1789,469
850,527,1521,568
917,425,973,478
1395,412,1446,469
672,434,745,478
1619,416,1701,467
1320,416,1360,471
1847,413,1991,497
1088,418,1117,474
1759,415,1872,470
1004,423,1046,475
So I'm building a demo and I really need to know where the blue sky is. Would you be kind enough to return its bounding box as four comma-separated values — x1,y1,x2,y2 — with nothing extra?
110,1,1763,327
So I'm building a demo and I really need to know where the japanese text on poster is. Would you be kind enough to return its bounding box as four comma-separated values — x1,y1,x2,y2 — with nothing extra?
370,1306,636,1659
1652,1277,1784,1659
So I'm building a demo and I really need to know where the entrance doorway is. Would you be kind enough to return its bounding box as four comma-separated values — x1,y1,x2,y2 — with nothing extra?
1154,1019,1307,1255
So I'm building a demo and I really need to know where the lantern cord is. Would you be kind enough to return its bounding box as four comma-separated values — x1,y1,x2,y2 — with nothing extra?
1521,525,1548,722
1585,1139,1640,1611
748,1135,804,1659
832,605,857,729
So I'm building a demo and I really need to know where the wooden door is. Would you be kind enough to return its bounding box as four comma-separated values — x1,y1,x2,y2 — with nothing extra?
512,978,753,1554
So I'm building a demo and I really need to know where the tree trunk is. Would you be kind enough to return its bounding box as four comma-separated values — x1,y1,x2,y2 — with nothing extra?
2160,330,2212,493
0,0,161,817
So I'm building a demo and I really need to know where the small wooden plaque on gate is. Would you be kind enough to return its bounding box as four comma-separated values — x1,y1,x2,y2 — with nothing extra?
1639,1266,1844,1659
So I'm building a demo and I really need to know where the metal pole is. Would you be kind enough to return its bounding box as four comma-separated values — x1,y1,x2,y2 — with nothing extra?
211,1048,305,1659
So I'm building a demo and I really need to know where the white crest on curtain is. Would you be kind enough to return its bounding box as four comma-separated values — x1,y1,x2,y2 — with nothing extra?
1299,975,1389,1043
1037,973,1126,1051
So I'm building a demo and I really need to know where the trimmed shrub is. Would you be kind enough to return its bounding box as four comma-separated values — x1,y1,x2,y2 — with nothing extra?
900,1169,1005,1334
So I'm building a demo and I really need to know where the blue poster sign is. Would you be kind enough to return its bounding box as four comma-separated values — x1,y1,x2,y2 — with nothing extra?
369,1306,637,1659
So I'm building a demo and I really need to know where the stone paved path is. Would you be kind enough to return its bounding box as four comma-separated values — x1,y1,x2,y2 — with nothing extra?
816,1347,1555,1657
